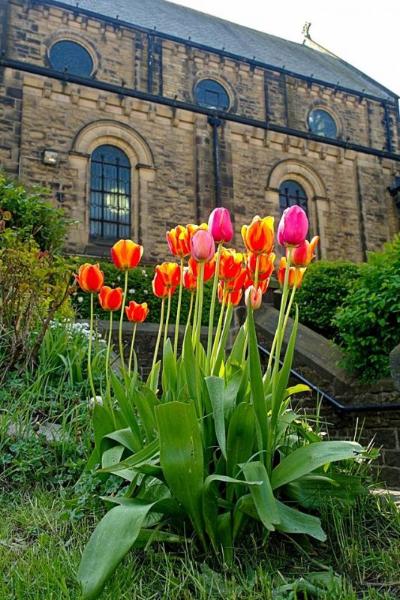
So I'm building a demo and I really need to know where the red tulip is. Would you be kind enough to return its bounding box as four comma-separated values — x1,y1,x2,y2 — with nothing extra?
111,239,143,270
183,267,197,292
188,256,215,282
166,225,191,258
247,252,275,281
218,248,243,281
241,216,274,254
125,300,149,323
152,270,175,298
277,257,305,288
75,263,104,293
208,207,233,243
98,286,123,311
155,262,181,289
290,236,319,267
277,206,309,247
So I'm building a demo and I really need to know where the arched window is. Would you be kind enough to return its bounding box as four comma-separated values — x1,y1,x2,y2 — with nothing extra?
194,79,230,110
279,180,308,214
308,109,337,138
49,40,93,77
89,145,131,241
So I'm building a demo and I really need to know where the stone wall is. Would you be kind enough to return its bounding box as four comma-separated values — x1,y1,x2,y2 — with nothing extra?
0,0,399,262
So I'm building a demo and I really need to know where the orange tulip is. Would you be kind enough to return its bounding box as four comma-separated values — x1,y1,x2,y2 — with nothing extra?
188,256,215,282
245,275,270,295
183,267,197,292
241,216,274,255
152,270,175,298
75,263,104,293
225,267,248,292
247,252,275,280
218,282,243,306
277,257,305,289
125,300,149,323
218,248,244,281
111,239,143,270
155,262,181,289
187,223,208,240
166,225,191,258
98,286,123,311
290,236,319,267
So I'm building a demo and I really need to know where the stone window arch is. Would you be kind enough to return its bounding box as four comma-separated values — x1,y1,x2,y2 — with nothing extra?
69,120,155,251
265,160,329,257
44,30,99,77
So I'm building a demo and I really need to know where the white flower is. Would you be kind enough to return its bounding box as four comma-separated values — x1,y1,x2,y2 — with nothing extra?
78,296,83,304
129,288,135,294
89,395,103,408
116,275,121,282
143,289,148,295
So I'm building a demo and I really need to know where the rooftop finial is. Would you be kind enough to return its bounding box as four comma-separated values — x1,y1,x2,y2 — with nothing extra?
302,22,312,40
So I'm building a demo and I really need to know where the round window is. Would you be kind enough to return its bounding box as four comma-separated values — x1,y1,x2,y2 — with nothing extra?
194,79,230,111
49,40,93,77
308,109,337,138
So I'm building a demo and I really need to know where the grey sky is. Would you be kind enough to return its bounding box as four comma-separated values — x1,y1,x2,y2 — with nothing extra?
172,0,399,96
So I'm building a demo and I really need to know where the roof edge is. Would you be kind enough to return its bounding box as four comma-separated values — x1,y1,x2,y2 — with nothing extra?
35,0,398,103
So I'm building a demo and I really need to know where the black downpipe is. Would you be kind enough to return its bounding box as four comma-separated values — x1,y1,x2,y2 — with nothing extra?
147,33,154,94
383,101,393,153
263,70,270,122
355,161,368,261
257,344,400,414
208,116,222,207
2,58,400,163
282,72,289,127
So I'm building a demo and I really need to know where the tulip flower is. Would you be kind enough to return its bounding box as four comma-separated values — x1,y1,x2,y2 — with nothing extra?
111,239,143,270
290,236,319,267
76,263,104,293
187,222,208,240
218,248,244,281
166,225,191,258
277,205,309,247
247,252,275,281
155,262,181,289
241,216,274,255
188,256,215,282
152,270,174,299
183,267,197,292
277,257,305,288
125,300,149,323
190,229,215,263
245,275,270,295
225,267,248,292
245,285,262,310
218,282,243,307
98,286,123,311
208,207,234,243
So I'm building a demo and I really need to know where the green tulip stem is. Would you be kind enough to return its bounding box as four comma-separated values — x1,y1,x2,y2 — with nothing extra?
195,262,205,351
173,257,184,357
210,286,227,365
192,269,200,346
152,297,165,371
164,290,172,347
105,310,113,398
185,292,195,338
118,270,129,372
87,293,97,402
207,243,223,361
128,322,137,376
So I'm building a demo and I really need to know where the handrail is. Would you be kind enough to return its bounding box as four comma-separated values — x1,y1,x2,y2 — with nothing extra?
257,344,400,414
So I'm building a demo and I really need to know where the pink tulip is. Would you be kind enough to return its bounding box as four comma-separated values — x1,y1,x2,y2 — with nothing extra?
245,285,262,310
208,207,234,243
277,205,309,247
190,229,216,262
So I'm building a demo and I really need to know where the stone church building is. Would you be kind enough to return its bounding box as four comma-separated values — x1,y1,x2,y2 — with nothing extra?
0,0,399,261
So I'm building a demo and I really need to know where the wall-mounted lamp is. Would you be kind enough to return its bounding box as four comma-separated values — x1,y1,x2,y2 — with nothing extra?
42,150,59,166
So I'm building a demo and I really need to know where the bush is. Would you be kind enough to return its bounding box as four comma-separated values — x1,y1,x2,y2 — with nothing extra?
0,173,69,252
334,236,400,381
71,258,220,325
295,260,362,338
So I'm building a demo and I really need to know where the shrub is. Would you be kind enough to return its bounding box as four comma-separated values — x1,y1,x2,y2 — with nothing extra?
0,173,69,252
334,236,400,381
295,260,362,338
71,258,220,325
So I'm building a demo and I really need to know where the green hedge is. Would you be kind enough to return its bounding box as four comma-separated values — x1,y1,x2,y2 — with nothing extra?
71,258,221,325
334,236,400,382
295,260,362,338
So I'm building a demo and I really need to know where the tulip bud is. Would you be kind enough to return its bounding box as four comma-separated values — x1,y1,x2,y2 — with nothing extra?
190,229,215,263
125,300,149,323
98,286,123,311
111,239,143,270
208,207,234,244
75,263,104,293
245,285,262,310
277,206,309,247
291,236,319,267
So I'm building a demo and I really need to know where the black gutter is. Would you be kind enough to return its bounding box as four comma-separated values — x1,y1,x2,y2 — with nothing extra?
208,116,222,207
33,0,398,105
147,33,154,94
257,344,400,414
3,58,400,164
0,0,9,58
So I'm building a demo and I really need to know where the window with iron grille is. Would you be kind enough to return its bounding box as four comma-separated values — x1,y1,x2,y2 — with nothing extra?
279,180,308,214
89,145,131,241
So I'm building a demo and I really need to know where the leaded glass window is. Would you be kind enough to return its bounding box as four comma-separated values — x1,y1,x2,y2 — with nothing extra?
89,145,131,241
49,40,93,77
308,109,337,138
279,180,308,214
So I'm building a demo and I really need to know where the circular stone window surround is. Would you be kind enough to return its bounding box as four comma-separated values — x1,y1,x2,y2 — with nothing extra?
305,102,342,139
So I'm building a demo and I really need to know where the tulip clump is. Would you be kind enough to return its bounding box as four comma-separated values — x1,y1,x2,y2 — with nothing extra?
77,203,365,600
